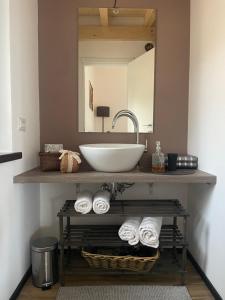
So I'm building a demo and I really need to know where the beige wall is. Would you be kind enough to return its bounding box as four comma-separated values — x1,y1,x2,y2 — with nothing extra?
38,0,190,157
38,0,190,261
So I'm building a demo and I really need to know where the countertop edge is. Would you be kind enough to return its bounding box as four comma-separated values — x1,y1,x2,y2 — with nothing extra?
13,168,217,185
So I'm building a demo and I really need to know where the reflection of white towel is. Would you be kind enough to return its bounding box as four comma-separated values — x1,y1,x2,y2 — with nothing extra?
139,217,162,248
74,191,93,214
118,218,142,246
93,190,111,214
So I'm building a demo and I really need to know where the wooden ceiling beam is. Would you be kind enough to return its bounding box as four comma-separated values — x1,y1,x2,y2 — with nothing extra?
99,8,109,26
79,26,155,41
144,9,155,27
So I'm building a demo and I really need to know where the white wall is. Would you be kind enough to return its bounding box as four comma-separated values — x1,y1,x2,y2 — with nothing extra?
79,41,150,132
83,64,128,133
0,0,12,151
84,66,95,132
188,0,225,298
0,1,40,299
10,0,40,156
128,50,155,132
90,65,128,132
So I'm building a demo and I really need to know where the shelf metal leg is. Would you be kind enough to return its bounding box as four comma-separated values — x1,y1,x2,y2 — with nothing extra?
181,216,188,285
173,217,178,261
59,216,65,286
181,246,187,285
67,216,72,264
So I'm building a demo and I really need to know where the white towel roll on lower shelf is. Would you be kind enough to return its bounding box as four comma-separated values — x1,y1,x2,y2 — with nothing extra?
118,217,142,246
74,191,93,214
139,217,163,248
93,190,111,214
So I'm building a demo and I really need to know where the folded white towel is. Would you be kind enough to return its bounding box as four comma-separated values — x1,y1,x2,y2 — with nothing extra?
93,190,111,214
74,191,93,214
118,217,142,246
139,217,162,248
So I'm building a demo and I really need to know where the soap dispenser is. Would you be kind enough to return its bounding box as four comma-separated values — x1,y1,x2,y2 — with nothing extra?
152,141,165,173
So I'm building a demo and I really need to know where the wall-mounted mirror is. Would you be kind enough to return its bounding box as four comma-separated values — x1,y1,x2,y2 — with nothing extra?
78,7,156,133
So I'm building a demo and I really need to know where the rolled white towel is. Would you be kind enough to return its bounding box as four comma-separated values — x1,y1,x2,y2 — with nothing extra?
93,190,111,214
118,217,142,246
74,191,93,214
139,217,162,248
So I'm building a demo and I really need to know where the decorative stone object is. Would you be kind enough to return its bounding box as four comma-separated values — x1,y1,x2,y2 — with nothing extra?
59,150,81,173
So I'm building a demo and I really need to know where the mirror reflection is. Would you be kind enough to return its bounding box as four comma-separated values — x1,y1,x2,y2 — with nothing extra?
78,8,156,133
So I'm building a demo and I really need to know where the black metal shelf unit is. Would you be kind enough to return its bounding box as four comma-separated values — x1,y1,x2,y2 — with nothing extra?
57,199,189,286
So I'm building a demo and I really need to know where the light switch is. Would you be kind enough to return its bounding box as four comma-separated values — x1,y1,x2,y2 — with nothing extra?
18,117,26,132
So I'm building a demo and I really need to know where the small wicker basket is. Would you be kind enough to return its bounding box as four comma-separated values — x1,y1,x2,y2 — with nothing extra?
39,152,61,171
82,248,159,273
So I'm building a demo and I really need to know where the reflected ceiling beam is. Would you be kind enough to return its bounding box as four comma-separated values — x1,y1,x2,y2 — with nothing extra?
144,9,155,27
80,26,155,41
99,8,109,26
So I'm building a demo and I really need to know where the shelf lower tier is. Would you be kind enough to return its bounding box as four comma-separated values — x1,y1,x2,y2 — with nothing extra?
58,199,189,218
62,249,187,277
62,224,188,248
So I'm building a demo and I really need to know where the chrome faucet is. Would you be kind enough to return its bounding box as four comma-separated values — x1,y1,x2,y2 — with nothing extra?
112,110,139,144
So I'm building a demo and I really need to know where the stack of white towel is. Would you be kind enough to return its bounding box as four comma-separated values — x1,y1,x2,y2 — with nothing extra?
93,190,110,214
118,217,162,248
118,217,142,246
74,191,93,214
74,190,111,214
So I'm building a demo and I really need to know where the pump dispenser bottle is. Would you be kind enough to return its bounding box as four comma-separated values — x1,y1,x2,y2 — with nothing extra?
152,141,165,173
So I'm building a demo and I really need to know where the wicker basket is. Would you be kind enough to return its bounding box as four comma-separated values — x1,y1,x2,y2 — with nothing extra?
39,152,61,171
82,248,159,272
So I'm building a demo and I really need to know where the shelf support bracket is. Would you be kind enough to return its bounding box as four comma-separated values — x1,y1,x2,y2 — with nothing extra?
75,183,80,196
148,183,154,195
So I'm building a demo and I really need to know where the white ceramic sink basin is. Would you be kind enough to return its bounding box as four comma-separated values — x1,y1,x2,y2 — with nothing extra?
79,143,145,172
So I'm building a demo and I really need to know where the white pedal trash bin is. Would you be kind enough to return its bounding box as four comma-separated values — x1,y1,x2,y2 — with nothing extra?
31,237,58,289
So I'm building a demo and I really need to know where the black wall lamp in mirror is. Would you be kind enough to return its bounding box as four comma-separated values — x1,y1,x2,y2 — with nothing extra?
96,106,110,133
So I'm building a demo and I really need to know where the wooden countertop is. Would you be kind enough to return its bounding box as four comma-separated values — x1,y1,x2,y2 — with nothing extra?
13,168,217,184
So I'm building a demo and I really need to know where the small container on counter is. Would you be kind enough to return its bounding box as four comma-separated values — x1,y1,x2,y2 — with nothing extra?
39,152,61,171
151,141,165,173
167,153,178,171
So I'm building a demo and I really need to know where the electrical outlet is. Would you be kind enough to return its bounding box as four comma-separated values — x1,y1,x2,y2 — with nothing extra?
18,117,26,132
